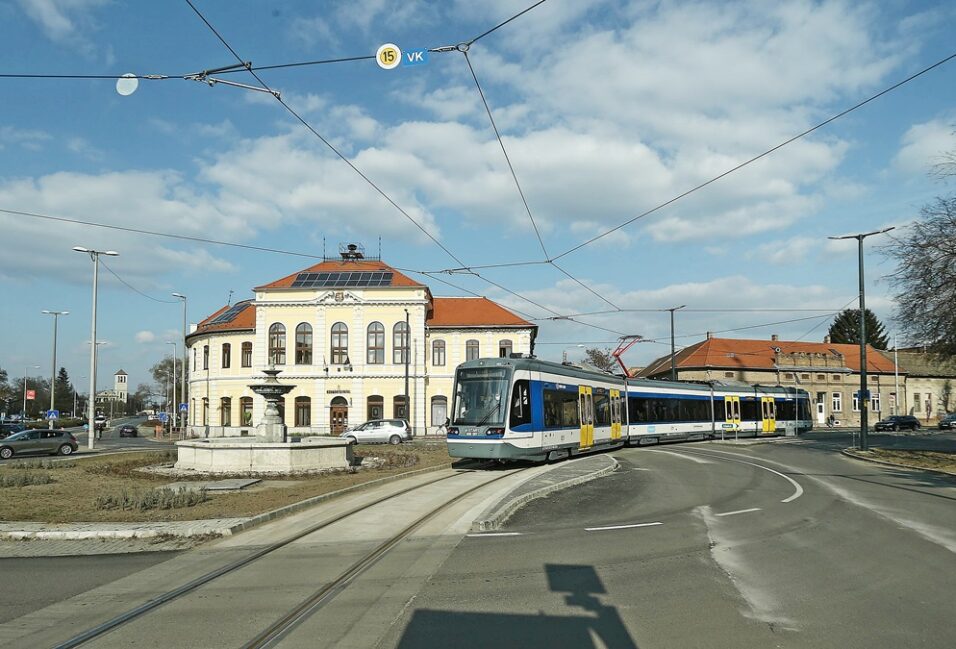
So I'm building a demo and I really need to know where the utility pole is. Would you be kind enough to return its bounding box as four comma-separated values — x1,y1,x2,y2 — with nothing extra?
404,308,411,435
666,305,686,381
172,293,187,431
42,310,69,428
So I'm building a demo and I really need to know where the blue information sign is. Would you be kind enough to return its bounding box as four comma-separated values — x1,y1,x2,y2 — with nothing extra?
46,409,59,420
158,412,169,423
179,403,188,413
402,48,429,67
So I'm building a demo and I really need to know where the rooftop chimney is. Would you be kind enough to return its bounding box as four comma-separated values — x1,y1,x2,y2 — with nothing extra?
706,331,712,339
771,334,779,341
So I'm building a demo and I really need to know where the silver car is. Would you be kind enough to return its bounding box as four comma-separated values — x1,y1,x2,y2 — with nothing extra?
0,429,78,459
340,419,411,445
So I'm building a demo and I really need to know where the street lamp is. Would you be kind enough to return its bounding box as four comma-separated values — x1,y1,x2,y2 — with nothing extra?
42,310,69,428
172,293,187,429
562,344,584,363
74,246,118,450
22,364,40,419
166,341,178,434
666,305,687,381
827,227,894,451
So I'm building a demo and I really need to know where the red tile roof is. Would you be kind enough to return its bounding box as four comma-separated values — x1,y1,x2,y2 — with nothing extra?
639,337,898,377
192,300,256,336
255,260,424,290
427,297,534,328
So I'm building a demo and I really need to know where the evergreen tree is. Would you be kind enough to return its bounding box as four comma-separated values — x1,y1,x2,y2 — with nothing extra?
54,367,73,414
827,309,889,349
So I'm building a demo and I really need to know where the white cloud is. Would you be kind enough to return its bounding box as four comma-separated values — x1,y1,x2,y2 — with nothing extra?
0,126,52,151
893,118,956,176
135,331,156,343
16,0,110,59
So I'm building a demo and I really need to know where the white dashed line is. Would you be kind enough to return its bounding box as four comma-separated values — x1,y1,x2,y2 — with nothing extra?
465,532,523,537
585,522,662,532
642,449,713,464
715,507,761,517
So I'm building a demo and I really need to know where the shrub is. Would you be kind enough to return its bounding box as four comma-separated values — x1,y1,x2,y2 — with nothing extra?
8,459,76,470
0,472,54,488
93,486,209,511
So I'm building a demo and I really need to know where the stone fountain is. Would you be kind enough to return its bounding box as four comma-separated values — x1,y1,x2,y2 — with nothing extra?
175,368,352,475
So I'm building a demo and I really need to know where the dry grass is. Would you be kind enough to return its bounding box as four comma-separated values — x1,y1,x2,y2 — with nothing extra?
0,442,453,523
858,448,956,474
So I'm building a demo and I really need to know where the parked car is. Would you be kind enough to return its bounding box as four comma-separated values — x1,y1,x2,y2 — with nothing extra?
938,413,956,430
874,415,921,432
340,419,411,445
0,429,78,459
1,423,27,439
118,424,138,438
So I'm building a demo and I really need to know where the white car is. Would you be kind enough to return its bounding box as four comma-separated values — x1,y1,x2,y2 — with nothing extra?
340,419,411,445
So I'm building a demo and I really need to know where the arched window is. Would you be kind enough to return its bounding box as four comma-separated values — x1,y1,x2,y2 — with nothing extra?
393,322,409,364
295,396,311,427
220,397,232,427
295,323,313,365
431,395,448,427
240,396,253,426
241,342,252,367
331,322,349,364
203,345,209,370
466,339,479,361
367,322,385,364
269,323,286,365
202,397,209,425
499,339,512,358
367,395,384,421
394,395,408,420
222,343,231,369
432,339,446,366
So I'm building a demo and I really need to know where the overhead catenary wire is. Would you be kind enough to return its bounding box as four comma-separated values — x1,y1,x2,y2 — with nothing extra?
100,260,179,304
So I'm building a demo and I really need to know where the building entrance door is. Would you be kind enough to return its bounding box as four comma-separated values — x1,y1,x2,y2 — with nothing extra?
330,396,349,434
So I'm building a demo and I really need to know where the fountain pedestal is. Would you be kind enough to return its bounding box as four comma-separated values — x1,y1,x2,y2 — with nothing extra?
250,368,294,443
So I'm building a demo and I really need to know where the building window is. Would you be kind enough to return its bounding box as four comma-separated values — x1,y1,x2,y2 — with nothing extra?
871,392,881,412
852,392,860,412
801,373,810,380
367,395,384,421
499,339,513,358
431,396,448,427
833,374,842,381
832,392,842,412
724,371,735,378
192,348,196,371
393,322,409,364
295,323,313,365
220,397,231,427
914,393,921,412
241,342,252,367
817,374,826,381
295,397,311,427
222,343,231,369
466,339,479,361
432,339,446,366
203,345,209,370
202,397,209,425
783,373,793,380
367,322,385,364
394,395,408,420
240,396,253,426
331,322,349,364
269,324,286,365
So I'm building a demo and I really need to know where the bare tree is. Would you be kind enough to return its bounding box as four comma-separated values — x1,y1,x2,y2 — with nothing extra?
583,347,617,373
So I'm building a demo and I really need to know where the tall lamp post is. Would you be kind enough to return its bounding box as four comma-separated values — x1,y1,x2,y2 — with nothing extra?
166,341,178,435
74,246,118,450
827,227,894,451
666,305,687,381
172,293,187,429
22,364,40,419
403,308,411,435
42,310,69,428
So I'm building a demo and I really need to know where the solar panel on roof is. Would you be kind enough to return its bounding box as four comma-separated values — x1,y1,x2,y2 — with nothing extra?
290,271,393,288
207,302,250,325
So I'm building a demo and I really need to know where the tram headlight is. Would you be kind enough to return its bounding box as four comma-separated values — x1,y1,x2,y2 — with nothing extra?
487,427,504,436
447,427,459,436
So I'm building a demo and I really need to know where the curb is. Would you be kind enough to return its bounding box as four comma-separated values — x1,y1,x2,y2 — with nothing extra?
840,448,956,477
0,463,448,542
471,456,619,532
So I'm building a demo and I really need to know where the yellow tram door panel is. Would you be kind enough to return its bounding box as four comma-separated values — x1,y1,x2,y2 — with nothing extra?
610,389,621,440
763,397,776,433
578,386,593,449
727,396,741,430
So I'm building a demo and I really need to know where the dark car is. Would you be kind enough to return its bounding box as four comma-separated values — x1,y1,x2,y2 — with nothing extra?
1,423,27,439
118,424,138,438
0,429,78,459
874,415,921,432
938,413,956,430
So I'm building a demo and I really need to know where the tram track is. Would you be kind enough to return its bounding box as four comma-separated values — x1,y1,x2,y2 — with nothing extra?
53,462,526,649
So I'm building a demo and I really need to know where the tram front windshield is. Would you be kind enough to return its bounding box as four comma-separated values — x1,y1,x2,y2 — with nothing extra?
452,367,509,426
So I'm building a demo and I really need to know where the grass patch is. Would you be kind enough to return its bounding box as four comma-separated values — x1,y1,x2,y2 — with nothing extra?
0,442,453,523
0,472,54,488
859,448,956,474
8,459,76,470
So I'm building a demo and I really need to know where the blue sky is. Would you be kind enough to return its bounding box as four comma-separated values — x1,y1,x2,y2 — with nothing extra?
1,0,955,396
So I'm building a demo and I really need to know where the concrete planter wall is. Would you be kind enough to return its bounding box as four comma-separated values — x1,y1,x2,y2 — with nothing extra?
175,438,352,474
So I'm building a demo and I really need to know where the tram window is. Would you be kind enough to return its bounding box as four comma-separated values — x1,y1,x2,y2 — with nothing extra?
593,391,610,426
776,400,795,420
741,399,759,421
544,389,579,428
628,397,647,422
732,399,740,420
510,380,531,428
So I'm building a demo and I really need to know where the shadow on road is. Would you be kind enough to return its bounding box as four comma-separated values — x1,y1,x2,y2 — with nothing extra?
396,564,638,649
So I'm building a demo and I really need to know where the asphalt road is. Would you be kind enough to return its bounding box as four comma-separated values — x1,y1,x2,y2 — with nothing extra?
2,434,954,648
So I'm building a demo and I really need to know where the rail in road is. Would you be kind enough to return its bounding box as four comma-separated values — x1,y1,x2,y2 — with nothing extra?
52,462,528,649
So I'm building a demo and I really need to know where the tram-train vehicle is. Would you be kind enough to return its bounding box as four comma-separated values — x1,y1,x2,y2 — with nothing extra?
446,355,813,462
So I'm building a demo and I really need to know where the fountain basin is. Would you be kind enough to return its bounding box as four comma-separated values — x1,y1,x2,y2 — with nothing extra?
175,437,352,474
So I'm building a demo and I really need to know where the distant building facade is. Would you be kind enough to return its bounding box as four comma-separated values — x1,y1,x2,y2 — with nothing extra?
95,369,129,405
878,348,956,421
185,250,537,436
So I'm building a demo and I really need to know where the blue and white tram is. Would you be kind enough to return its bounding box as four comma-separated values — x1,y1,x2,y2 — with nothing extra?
446,356,812,462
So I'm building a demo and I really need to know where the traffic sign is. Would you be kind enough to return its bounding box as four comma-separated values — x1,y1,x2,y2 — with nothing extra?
376,43,402,70
179,403,188,413
26,389,36,400
46,409,59,420
158,412,169,423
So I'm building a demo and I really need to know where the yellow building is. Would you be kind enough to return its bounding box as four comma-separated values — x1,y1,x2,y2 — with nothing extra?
185,250,536,436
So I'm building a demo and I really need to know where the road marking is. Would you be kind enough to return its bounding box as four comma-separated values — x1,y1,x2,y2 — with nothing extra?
682,448,805,503
585,522,662,532
642,449,713,464
466,532,523,537
715,507,761,517
631,467,651,471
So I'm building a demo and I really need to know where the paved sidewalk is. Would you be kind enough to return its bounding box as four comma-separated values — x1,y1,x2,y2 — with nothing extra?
0,518,249,541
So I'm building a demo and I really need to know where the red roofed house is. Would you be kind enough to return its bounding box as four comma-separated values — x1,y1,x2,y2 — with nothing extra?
638,333,904,428
185,245,536,437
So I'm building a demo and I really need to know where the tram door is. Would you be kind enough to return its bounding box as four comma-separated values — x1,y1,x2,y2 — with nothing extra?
761,397,776,434
610,389,622,441
578,385,594,449
724,395,741,430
